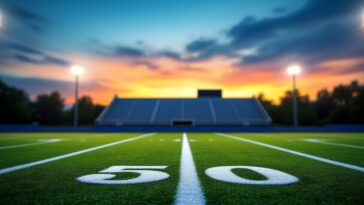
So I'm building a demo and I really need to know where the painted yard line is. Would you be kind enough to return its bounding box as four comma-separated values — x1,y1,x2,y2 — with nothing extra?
0,133,156,175
174,133,206,205
0,139,62,150
216,133,364,173
303,139,364,149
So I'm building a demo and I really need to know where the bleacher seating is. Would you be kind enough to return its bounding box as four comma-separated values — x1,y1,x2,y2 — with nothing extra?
97,91,271,127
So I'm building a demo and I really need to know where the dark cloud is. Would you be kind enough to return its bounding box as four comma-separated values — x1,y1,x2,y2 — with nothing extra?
87,0,362,68
113,46,145,57
132,60,159,70
180,0,363,66
3,4,48,32
185,38,218,52
86,39,184,62
8,44,43,55
43,56,70,66
0,3,64,67
1,42,70,66
340,62,364,74
158,51,181,60
228,0,362,48
243,23,364,64
182,38,238,61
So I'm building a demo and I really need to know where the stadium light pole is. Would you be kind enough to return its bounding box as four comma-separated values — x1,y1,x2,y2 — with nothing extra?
287,65,301,128
70,65,85,127
0,12,2,28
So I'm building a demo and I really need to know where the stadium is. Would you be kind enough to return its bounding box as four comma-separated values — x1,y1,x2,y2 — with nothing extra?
1,0,364,205
96,89,271,127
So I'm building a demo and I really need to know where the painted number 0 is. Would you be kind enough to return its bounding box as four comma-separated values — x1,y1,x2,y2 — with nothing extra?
205,166,298,185
77,165,298,185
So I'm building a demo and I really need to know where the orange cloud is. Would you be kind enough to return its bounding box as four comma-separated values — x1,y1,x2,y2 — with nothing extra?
2,54,364,106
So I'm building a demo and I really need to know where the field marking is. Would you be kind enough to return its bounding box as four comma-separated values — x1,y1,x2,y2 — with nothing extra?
303,139,364,149
205,166,298,185
0,139,62,150
216,133,364,173
77,166,169,185
0,133,156,175
174,133,206,205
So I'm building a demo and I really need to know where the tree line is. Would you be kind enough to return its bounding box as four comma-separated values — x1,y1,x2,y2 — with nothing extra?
0,79,363,126
0,80,105,126
257,80,364,125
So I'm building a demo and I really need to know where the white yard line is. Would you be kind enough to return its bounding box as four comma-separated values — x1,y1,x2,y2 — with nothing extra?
0,133,156,175
216,133,364,173
0,139,62,150
174,133,206,205
303,139,364,149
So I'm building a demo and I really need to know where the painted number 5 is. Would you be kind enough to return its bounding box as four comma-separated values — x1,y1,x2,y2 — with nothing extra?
77,166,169,185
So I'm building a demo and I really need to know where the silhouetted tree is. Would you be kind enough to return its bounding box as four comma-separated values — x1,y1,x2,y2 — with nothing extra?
1,79,363,126
332,84,352,106
0,80,33,123
256,93,280,125
328,80,360,123
275,91,318,125
352,88,364,123
314,89,335,123
65,96,105,125
34,91,65,125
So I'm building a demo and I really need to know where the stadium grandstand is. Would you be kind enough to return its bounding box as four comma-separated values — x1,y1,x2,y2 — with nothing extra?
96,89,271,127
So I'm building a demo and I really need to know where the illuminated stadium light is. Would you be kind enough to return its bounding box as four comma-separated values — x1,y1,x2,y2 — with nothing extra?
70,65,85,127
286,64,301,128
70,65,85,76
287,64,301,76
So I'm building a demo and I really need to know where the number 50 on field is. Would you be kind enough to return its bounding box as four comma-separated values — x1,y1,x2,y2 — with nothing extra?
77,165,299,185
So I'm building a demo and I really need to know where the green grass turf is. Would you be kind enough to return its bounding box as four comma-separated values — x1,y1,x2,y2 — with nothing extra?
0,133,144,169
0,132,363,204
237,133,364,166
0,133,181,204
190,133,364,205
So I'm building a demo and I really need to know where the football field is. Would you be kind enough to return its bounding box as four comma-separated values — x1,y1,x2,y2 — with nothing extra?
0,132,363,204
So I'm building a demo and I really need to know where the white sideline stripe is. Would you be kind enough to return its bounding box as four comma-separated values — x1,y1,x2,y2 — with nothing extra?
216,133,364,173
303,139,364,149
0,139,61,150
174,133,206,205
0,133,156,175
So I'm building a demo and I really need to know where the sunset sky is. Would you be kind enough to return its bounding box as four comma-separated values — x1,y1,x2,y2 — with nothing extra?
0,0,363,105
